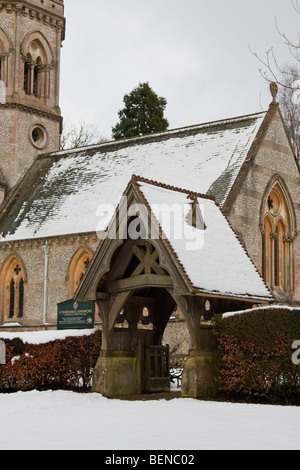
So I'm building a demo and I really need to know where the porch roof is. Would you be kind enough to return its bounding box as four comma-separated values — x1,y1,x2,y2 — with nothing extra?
77,176,272,303
135,177,272,301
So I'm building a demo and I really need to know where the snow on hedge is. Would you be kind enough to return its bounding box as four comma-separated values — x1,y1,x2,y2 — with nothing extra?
223,305,300,319
0,328,96,344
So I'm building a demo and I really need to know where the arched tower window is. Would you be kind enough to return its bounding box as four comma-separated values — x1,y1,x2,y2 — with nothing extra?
0,257,27,323
24,53,32,95
21,34,53,102
33,63,39,97
23,48,44,98
261,179,296,296
0,28,12,85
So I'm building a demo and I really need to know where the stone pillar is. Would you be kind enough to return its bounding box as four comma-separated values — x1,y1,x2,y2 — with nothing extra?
13,4,23,98
92,350,138,397
29,62,35,96
181,324,221,399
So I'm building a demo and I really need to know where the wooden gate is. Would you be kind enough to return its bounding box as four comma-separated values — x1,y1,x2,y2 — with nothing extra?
145,345,170,393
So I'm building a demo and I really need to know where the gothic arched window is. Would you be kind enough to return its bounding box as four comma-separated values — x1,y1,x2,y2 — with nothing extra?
23,50,43,98
0,28,12,85
18,278,25,318
9,279,15,318
67,248,93,297
33,63,39,97
261,180,296,295
21,33,53,102
0,257,26,323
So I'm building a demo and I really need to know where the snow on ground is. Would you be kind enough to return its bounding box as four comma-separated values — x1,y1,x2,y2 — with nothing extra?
0,329,298,450
0,390,299,450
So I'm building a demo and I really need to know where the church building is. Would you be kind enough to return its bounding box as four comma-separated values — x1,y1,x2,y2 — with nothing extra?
0,1,299,362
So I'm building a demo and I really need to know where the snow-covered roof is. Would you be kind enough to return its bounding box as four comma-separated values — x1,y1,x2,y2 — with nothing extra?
134,178,272,301
0,110,266,242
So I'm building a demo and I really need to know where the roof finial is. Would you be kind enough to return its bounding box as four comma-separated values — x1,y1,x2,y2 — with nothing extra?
270,82,278,105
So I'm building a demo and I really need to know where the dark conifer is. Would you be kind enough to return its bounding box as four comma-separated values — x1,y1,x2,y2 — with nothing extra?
112,82,169,139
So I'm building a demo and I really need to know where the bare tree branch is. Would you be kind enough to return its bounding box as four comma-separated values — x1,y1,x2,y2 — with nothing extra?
60,121,107,150
292,0,300,15
250,0,300,90
278,65,300,161
275,16,300,55
249,45,295,88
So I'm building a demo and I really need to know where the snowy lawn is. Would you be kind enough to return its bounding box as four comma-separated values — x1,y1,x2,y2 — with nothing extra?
0,390,299,450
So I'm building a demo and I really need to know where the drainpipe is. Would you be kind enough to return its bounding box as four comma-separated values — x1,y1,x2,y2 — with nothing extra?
42,241,50,325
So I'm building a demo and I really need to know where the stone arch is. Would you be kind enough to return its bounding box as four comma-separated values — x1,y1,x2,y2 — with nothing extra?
260,175,296,295
21,31,53,100
0,253,27,324
0,27,12,84
260,174,297,237
21,31,53,65
67,247,93,298
0,28,12,53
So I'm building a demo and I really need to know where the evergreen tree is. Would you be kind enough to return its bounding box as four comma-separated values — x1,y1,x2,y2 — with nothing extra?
112,82,169,139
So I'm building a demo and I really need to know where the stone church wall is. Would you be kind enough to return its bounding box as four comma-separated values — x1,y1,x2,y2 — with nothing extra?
0,233,99,327
162,320,190,357
0,109,61,190
226,109,300,303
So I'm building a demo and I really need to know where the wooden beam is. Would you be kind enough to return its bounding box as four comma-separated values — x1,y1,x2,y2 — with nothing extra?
96,292,110,300
106,238,136,284
107,274,173,293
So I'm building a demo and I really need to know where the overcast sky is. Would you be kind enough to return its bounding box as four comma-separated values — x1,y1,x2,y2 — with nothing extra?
59,0,300,139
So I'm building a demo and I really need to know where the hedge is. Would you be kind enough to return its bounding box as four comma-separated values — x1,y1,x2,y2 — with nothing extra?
213,307,300,404
0,330,102,393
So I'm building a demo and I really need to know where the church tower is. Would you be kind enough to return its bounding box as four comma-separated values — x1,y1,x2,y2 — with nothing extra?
0,0,65,195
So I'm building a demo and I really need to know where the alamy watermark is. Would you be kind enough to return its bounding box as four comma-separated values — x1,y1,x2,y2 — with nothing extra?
0,80,6,105
0,340,6,365
96,198,206,251
292,340,300,365
292,80,300,105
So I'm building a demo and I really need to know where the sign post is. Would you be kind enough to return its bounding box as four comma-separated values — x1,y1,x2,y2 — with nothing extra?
57,299,95,330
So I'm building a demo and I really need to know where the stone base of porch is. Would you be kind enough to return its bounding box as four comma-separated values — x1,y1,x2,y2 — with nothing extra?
92,351,138,397
181,351,221,399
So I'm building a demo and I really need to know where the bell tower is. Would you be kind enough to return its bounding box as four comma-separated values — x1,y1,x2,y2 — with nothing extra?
0,0,65,194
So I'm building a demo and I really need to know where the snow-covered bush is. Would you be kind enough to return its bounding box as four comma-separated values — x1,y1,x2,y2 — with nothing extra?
213,307,300,404
0,330,101,393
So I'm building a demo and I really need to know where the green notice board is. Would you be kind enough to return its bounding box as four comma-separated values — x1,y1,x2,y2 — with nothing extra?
57,299,95,330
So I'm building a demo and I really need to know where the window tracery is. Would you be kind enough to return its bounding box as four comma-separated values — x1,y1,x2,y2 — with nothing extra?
67,248,93,297
261,180,295,295
0,257,26,322
21,33,53,101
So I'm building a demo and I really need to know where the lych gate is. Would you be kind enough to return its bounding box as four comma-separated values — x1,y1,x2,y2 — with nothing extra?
76,176,272,398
